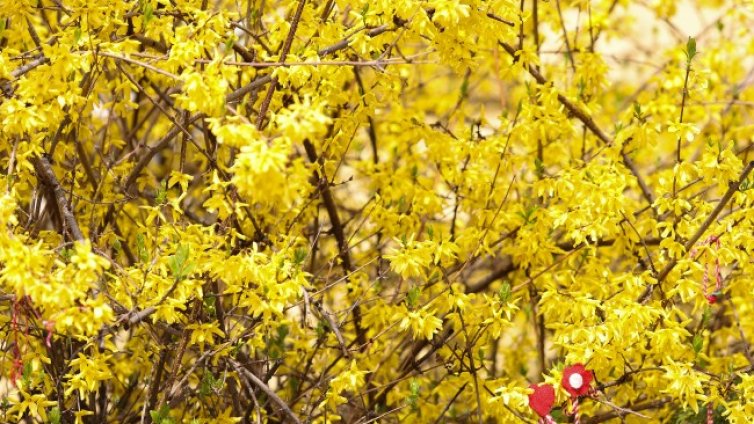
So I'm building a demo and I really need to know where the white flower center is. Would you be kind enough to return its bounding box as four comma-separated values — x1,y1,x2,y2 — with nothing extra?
569,373,584,389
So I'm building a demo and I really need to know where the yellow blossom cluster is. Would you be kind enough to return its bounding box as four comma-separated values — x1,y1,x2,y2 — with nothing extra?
2,0,754,423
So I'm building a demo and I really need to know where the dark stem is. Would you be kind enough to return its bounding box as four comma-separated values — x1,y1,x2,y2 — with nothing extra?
555,0,577,72
32,155,84,241
302,139,368,352
256,0,307,128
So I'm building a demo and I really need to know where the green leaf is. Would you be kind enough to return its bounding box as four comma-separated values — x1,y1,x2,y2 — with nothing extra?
143,2,154,26
289,376,300,393
49,407,61,424
155,180,167,204
267,324,289,359
534,157,545,178
407,286,420,309
199,371,215,397
22,361,32,387
224,35,235,52
277,324,289,340
692,333,703,355
136,233,149,263
60,248,73,262
150,404,174,424
315,319,327,338
633,102,643,120
702,305,713,327
407,379,420,412
168,244,193,281
293,248,307,266
203,294,216,318
686,36,697,62
498,282,511,303
112,238,122,253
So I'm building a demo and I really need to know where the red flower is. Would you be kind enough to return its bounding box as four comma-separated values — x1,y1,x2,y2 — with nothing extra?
528,383,555,417
562,364,593,397
706,291,721,304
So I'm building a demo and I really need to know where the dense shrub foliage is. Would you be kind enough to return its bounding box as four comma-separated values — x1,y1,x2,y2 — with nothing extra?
2,0,754,422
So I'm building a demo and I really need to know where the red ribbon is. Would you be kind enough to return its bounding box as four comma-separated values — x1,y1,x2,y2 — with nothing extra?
691,235,723,304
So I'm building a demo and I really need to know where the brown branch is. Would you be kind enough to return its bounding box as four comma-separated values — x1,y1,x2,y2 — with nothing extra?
180,56,430,68
467,257,515,293
431,382,469,424
141,344,169,423
464,235,663,294
122,114,203,194
317,25,390,57
132,33,168,53
529,284,546,379
118,68,275,194
229,358,303,424
10,55,49,79
554,0,576,72
303,139,367,351
353,68,379,164
157,300,200,411
583,397,672,424
305,289,351,359
256,0,307,128
32,155,84,241
455,312,484,424
232,41,256,62
676,55,693,164
672,46,695,196
226,75,273,104
484,12,515,27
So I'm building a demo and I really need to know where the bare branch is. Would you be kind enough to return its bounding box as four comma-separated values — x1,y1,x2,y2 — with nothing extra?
32,155,84,241
229,358,303,424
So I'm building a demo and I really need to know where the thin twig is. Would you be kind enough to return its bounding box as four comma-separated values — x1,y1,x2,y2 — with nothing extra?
431,382,468,424
229,358,303,424
317,25,389,57
555,0,576,72
97,51,180,80
256,0,307,128
584,397,672,424
129,54,433,68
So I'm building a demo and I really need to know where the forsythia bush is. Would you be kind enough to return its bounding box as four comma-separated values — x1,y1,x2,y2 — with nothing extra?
3,0,754,422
